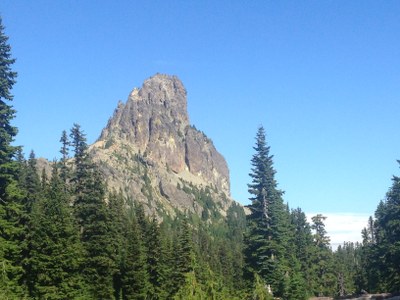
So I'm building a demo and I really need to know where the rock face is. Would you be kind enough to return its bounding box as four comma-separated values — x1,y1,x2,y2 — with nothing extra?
90,74,232,216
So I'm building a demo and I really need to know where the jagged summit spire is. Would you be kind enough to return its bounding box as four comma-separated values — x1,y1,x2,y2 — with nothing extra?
99,74,189,143
93,74,230,200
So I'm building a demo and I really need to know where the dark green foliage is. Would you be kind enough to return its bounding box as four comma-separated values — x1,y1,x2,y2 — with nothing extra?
0,117,364,299
243,126,292,297
23,150,41,213
333,242,358,296
252,273,273,300
309,214,335,296
19,150,42,295
158,234,176,298
287,267,308,300
107,190,127,300
121,216,149,300
79,172,115,299
0,16,26,298
0,183,25,298
290,207,314,292
70,124,116,299
356,216,377,292
69,123,91,200
145,216,163,298
59,130,70,186
29,164,86,299
0,16,17,173
379,167,400,290
177,218,194,273
173,271,206,300
356,160,400,293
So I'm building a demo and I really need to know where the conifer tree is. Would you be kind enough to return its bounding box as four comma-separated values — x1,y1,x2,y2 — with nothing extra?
70,124,115,299
69,123,90,201
333,242,358,296
0,16,25,298
145,215,163,298
159,232,176,299
173,271,206,300
15,148,27,187
19,150,42,295
59,130,70,186
175,218,194,283
252,273,273,300
0,16,18,177
363,161,400,292
290,208,314,291
226,203,246,289
121,215,149,300
29,163,86,299
380,162,400,290
23,150,41,212
310,214,335,296
108,190,127,299
357,216,379,292
243,126,290,297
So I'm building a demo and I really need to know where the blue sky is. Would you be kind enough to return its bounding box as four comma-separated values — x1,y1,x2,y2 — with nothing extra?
2,1,400,243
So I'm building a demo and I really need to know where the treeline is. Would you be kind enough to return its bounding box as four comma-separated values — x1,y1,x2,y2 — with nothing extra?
1,121,248,299
242,126,400,298
327,163,400,296
243,126,339,299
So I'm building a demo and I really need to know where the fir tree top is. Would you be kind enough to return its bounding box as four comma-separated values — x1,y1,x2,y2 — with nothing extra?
0,17,17,102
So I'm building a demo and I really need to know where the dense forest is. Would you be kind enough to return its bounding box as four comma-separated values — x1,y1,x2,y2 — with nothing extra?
1,17,400,299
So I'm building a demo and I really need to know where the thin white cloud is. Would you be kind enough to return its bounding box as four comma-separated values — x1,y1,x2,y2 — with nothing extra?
306,212,370,250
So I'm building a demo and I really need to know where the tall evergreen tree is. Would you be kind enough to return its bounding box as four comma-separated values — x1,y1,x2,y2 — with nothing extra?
290,208,314,297
243,126,290,297
0,16,18,174
173,271,206,300
290,209,313,275
357,216,379,292
59,130,70,186
19,150,42,295
29,163,86,299
108,190,127,300
362,161,400,292
310,214,335,296
69,123,91,201
23,150,41,213
158,231,176,299
381,162,400,290
145,215,163,299
121,211,149,300
70,124,116,299
175,218,194,280
0,16,26,298
334,242,358,296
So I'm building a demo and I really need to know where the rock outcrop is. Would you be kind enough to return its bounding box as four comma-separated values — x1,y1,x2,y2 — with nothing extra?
90,74,232,216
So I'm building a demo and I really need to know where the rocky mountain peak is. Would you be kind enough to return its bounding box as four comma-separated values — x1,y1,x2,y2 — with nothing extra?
91,74,231,216
99,74,188,146
137,74,187,110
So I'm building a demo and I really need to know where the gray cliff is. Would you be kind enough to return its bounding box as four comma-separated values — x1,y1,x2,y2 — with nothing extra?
90,74,232,216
